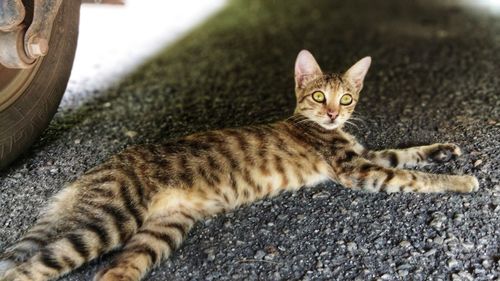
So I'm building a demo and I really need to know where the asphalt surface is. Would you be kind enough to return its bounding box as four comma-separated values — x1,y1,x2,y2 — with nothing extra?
1,0,500,280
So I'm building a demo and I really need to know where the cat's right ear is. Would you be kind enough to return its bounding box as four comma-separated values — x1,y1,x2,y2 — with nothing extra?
295,50,322,89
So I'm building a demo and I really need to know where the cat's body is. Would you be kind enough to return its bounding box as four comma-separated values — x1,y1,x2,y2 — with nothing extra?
0,50,478,281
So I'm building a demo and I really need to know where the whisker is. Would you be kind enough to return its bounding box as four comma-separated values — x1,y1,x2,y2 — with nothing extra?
344,120,360,131
348,116,367,126
285,115,307,123
295,119,312,125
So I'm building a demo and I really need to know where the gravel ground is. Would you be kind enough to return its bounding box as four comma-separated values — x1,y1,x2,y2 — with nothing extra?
1,0,500,280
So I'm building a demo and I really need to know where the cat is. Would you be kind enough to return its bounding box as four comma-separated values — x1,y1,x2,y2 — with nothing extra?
0,50,478,281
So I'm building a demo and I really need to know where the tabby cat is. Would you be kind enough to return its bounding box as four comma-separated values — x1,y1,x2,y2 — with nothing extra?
0,50,478,281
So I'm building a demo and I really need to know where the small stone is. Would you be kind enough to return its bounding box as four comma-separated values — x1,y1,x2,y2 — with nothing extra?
203,248,216,261
430,217,445,229
347,242,357,252
474,267,486,275
125,130,138,138
482,259,491,269
399,240,411,248
324,227,332,235
277,214,288,220
429,212,447,230
264,254,275,261
398,270,408,277
445,234,458,244
453,213,464,221
264,245,278,255
254,250,265,260
433,236,444,245
474,159,483,167
103,102,111,107
49,168,58,174
448,258,460,269
397,263,412,270
206,253,216,261
462,242,474,250
424,249,437,256
455,271,474,281
74,139,81,144
312,191,329,199
380,273,392,280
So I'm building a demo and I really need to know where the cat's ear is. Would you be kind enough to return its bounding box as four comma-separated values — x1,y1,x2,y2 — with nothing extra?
295,50,323,89
344,56,371,92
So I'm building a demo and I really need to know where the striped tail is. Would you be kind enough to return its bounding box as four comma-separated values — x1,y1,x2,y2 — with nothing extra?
0,179,147,281
0,208,196,281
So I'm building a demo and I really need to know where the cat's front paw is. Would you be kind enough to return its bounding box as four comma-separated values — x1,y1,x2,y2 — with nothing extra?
451,175,479,193
427,143,462,163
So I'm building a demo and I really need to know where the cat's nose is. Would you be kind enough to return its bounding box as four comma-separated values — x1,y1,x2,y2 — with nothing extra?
327,110,338,120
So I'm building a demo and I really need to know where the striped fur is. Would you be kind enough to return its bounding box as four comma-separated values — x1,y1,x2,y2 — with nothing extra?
0,51,478,281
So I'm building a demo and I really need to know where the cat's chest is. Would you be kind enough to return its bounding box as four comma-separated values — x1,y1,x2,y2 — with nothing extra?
315,132,360,158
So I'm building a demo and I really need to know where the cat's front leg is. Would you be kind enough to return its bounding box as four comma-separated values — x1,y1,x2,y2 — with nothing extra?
363,143,462,169
332,157,478,193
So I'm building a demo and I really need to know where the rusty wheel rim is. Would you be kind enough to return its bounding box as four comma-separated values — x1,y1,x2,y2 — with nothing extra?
0,59,42,112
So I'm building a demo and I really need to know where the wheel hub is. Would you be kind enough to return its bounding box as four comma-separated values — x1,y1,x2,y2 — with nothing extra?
0,0,62,69
0,58,41,111
0,25,36,68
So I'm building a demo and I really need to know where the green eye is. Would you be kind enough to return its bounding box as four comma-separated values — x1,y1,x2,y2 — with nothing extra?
312,91,325,103
340,94,353,105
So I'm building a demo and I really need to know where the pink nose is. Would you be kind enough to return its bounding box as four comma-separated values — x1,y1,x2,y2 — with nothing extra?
327,111,338,120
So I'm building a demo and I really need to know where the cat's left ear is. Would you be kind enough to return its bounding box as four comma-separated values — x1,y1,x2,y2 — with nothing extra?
344,56,372,92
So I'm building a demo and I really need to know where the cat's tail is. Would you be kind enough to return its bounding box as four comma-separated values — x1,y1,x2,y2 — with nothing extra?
0,176,149,281
0,199,198,281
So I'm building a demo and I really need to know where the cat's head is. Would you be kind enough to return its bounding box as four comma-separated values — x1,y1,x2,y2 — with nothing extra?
293,50,371,130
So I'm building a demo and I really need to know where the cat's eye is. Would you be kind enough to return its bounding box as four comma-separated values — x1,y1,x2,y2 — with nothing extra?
312,91,325,103
340,94,353,105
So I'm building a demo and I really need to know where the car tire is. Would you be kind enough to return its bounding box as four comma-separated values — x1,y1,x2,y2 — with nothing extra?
0,0,81,169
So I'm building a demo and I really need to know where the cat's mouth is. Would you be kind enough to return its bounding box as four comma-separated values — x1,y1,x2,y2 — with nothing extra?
322,120,340,130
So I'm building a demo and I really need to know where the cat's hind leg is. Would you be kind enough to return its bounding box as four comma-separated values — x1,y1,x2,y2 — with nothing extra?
94,189,200,281
364,143,462,169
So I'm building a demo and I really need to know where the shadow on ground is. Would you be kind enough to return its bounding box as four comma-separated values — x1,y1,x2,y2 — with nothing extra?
1,0,499,280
